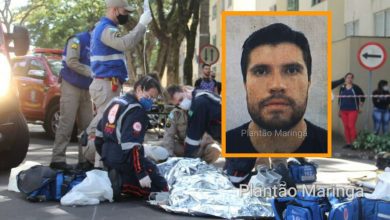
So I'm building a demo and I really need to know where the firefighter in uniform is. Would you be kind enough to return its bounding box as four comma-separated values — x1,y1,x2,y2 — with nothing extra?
95,76,168,199
166,85,221,163
50,30,93,171
162,107,218,163
85,0,153,167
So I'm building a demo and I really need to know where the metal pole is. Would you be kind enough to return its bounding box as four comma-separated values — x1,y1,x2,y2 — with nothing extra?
366,71,372,131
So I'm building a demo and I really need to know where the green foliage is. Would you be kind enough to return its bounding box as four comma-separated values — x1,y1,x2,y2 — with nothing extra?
15,0,105,48
352,131,390,153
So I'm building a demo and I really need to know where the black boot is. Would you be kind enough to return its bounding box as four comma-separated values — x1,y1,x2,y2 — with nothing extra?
76,161,94,171
50,162,74,171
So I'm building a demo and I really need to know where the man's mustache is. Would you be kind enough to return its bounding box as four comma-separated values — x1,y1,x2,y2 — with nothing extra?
258,93,296,107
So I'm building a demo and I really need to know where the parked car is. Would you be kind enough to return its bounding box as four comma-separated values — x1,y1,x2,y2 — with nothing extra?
11,48,77,140
0,24,30,170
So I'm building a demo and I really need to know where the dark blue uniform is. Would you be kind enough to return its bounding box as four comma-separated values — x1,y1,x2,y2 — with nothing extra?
95,94,168,197
184,91,221,157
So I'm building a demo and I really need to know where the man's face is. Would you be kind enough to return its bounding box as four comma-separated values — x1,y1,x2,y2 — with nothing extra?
245,43,310,131
203,66,211,77
171,92,184,106
171,90,192,106
117,7,130,16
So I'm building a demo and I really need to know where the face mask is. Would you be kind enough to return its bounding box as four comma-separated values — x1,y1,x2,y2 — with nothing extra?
116,12,129,25
383,86,389,91
139,97,153,111
179,98,192,110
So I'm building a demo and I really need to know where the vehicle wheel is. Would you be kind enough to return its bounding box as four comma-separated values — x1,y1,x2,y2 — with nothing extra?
44,103,59,139
44,103,78,142
0,111,29,170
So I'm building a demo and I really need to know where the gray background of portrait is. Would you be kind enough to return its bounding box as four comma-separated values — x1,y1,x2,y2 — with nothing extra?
226,16,328,131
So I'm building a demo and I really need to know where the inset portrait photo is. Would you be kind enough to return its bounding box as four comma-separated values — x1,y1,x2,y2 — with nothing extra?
221,12,332,157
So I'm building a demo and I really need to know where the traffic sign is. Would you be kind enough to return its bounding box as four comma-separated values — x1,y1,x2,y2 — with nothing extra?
199,44,219,65
357,42,387,71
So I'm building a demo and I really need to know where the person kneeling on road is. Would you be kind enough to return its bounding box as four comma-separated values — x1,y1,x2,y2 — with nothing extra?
165,85,221,163
95,75,168,199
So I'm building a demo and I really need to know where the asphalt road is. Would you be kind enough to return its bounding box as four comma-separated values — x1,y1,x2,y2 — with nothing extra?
0,124,379,220
0,125,212,220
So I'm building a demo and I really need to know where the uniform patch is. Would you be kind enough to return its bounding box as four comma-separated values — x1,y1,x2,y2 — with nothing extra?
70,38,80,49
71,43,79,49
108,104,120,124
104,123,115,134
133,122,142,132
132,122,142,137
188,110,193,117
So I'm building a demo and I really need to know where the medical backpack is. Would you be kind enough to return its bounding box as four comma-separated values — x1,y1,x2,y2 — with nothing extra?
272,194,331,220
329,197,390,220
288,158,317,184
17,165,85,202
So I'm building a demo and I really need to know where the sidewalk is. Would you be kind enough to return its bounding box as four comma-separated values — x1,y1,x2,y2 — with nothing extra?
332,132,377,161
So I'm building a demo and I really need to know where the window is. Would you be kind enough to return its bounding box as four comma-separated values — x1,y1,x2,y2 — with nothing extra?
374,9,390,37
12,58,29,76
212,4,217,20
287,0,299,11
345,20,359,37
312,0,325,6
48,59,62,76
27,59,46,78
30,59,45,71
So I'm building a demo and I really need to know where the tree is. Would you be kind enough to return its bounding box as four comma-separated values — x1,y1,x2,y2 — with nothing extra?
150,0,201,85
0,0,13,32
183,0,200,85
15,0,105,48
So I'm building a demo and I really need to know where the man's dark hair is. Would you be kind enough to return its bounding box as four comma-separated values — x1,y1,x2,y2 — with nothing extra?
378,80,388,90
166,84,183,99
133,74,162,94
202,63,211,69
240,23,312,82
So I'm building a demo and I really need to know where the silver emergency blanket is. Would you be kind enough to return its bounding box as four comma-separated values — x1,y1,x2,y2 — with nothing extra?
148,158,274,218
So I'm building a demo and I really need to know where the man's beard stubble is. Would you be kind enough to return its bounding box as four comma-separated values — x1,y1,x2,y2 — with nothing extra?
247,92,308,132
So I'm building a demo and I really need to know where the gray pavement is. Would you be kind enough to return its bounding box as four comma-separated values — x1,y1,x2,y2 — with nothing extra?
0,124,380,220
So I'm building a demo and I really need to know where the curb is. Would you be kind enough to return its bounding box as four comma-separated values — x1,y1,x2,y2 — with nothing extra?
333,151,376,161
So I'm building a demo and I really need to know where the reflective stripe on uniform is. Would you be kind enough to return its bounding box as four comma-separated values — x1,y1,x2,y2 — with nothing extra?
90,54,125,62
378,213,390,220
95,129,103,138
227,174,249,183
195,91,221,104
101,97,128,116
116,103,142,144
185,136,201,146
121,142,140,150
